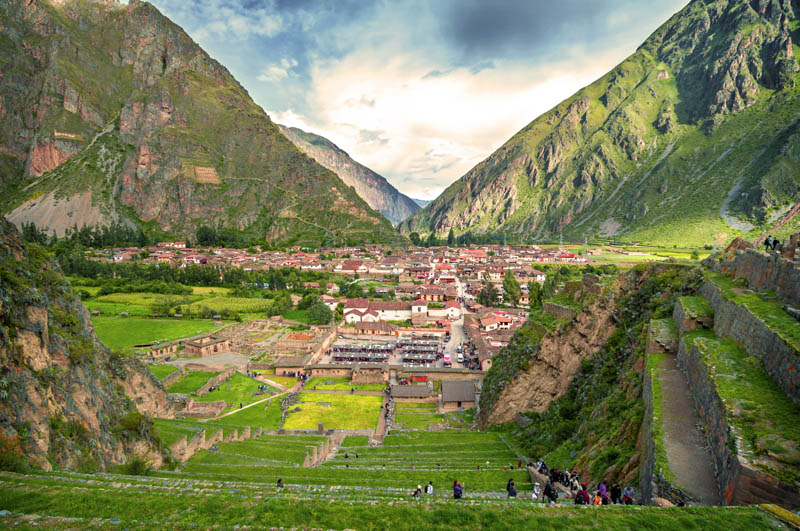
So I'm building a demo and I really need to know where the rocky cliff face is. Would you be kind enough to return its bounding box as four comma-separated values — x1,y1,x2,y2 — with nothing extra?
278,125,420,225
0,216,172,471
402,0,800,246
0,0,399,246
481,296,617,425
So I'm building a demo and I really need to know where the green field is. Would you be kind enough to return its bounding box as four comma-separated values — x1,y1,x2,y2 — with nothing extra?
166,370,220,394
265,375,300,387
283,393,383,430
90,315,223,351
304,377,385,392
198,399,285,430
394,411,446,430
195,372,277,409
0,476,781,530
147,364,178,380
282,309,312,323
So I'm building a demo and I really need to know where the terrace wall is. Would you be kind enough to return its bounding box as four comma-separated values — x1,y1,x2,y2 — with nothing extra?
160,366,185,388
676,339,800,507
542,302,576,321
716,248,800,307
196,367,237,397
699,280,800,405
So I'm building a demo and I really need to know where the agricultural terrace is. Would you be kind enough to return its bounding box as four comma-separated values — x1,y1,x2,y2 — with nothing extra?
1,474,781,530
283,393,383,430
160,431,532,493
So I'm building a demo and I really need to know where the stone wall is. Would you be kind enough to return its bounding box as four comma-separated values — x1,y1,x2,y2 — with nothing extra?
196,366,237,397
160,366,185,388
716,248,800,307
700,280,800,405
542,302,576,321
676,339,800,507
672,299,712,335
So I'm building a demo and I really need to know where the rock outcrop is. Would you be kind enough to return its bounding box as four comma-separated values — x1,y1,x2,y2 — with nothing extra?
402,0,800,246
278,125,420,225
0,0,399,246
0,216,172,471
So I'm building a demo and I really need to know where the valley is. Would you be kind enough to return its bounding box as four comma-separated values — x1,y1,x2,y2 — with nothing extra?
1,0,800,528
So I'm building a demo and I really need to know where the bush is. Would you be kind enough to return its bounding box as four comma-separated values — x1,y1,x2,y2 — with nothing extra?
0,431,28,472
121,456,151,476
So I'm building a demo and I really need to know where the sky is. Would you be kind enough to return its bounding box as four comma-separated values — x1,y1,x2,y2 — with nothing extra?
147,0,689,200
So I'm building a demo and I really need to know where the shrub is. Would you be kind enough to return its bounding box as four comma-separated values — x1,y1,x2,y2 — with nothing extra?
0,431,28,472
121,455,151,476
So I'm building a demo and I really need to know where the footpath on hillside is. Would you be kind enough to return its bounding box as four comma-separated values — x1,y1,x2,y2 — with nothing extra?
657,355,721,505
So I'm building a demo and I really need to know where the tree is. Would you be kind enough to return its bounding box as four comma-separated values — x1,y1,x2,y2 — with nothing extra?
447,228,455,246
527,281,542,308
478,282,498,307
308,302,333,325
502,270,522,307
409,232,421,246
690,249,700,260
297,294,321,310
425,232,437,247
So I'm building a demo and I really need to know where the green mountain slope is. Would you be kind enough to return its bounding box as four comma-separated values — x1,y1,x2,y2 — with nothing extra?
0,0,400,246
278,125,419,225
401,0,800,246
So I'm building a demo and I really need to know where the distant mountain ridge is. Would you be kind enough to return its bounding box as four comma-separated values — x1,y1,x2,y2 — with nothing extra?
402,0,800,246
0,0,400,246
278,125,420,225
412,198,432,208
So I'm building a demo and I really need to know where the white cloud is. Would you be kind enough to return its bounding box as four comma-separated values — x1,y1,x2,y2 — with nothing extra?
257,58,298,83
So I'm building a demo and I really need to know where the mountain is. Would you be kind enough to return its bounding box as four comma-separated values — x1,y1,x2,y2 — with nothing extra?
0,216,172,471
0,0,400,247
278,125,419,225
412,198,432,208
402,0,800,247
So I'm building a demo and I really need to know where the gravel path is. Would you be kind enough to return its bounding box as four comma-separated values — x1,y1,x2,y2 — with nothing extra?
658,355,721,505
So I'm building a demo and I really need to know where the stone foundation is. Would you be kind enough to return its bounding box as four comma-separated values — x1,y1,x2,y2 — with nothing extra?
715,248,800,307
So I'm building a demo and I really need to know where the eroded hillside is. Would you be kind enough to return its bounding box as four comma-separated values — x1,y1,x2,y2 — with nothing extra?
0,216,172,471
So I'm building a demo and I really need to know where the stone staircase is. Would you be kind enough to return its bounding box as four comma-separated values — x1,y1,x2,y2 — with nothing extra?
640,259,800,508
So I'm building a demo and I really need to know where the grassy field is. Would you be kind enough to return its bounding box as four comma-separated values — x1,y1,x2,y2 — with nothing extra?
90,315,223,351
394,411,446,430
304,377,385,392
282,309,312,323
195,372,277,409
147,364,178,380
198,399,285,430
166,370,220,394
265,375,300,387
0,476,782,530
283,393,383,430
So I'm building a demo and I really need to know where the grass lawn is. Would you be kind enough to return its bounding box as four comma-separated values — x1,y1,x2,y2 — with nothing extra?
445,408,476,429
284,392,383,430
166,370,220,394
0,479,782,530
195,372,277,408
90,315,222,350
203,399,285,430
265,375,300,387
147,364,178,380
341,435,370,447
282,309,312,323
394,412,446,430
304,377,385,392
